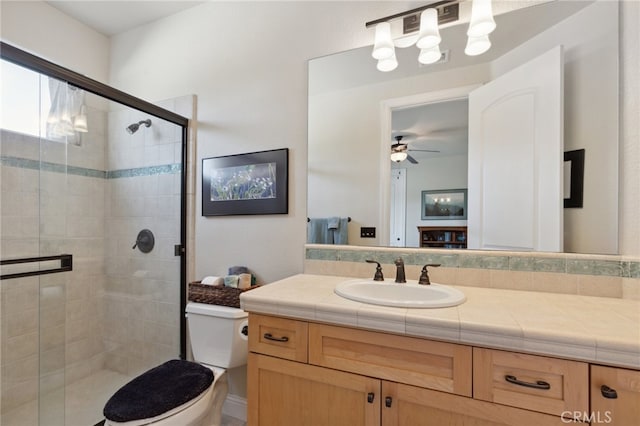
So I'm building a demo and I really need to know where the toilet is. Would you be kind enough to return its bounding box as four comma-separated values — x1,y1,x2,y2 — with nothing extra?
103,302,249,426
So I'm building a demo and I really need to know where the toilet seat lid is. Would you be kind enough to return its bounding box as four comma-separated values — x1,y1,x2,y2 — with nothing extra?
104,359,214,423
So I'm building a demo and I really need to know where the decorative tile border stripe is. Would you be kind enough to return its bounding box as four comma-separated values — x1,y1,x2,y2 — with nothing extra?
1,156,106,179
1,155,181,179
305,246,640,279
107,163,181,179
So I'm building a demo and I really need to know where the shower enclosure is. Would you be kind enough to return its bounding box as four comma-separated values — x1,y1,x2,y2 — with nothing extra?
1,43,190,426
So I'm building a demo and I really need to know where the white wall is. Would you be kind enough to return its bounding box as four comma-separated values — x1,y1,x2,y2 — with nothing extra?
107,1,424,283
0,1,110,83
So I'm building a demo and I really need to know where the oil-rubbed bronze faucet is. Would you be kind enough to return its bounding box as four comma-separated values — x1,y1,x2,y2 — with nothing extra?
394,258,406,283
365,260,384,281
418,264,441,285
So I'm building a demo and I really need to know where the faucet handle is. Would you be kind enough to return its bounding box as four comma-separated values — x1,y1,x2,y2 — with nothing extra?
365,260,385,281
418,263,441,285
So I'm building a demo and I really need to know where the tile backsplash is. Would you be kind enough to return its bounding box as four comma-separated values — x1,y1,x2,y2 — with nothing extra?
304,244,640,300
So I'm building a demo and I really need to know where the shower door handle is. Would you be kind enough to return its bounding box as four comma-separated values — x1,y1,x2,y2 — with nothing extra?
0,254,73,280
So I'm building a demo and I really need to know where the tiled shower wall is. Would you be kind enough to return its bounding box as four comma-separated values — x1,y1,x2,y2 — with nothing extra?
102,96,192,377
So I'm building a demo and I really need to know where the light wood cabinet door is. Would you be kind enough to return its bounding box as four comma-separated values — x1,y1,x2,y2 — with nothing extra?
591,365,640,426
473,347,588,417
381,382,566,426
309,323,472,396
247,353,380,426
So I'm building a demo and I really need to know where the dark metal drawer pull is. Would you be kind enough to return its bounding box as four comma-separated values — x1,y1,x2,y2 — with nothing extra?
505,375,551,390
601,385,618,399
263,333,289,343
367,393,375,403
385,396,393,407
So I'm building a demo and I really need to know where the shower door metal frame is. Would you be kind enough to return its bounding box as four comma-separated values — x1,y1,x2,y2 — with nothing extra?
1,41,190,359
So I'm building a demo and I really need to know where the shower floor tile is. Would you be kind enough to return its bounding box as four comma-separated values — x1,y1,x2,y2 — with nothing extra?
64,369,132,426
1,369,132,426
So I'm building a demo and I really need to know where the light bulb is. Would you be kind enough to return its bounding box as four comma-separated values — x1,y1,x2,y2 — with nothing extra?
372,22,394,60
377,51,398,72
417,9,441,50
390,151,408,162
419,45,442,64
73,106,88,132
465,34,491,56
467,0,496,37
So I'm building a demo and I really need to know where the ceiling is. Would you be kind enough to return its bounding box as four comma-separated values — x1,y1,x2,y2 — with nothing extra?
45,1,204,36
392,98,469,161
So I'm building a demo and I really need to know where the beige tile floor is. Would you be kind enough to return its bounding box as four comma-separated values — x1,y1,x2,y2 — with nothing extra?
2,369,246,426
2,369,130,426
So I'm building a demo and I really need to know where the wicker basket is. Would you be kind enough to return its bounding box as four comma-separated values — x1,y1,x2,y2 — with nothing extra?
188,282,258,308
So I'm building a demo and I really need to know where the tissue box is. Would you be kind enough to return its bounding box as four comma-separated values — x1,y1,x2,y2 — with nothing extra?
188,281,258,308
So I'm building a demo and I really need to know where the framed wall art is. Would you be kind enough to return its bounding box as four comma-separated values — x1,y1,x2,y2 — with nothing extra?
202,148,288,216
421,189,468,220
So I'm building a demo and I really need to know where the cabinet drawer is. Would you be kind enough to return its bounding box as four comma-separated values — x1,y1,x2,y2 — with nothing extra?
309,323,472,396
248,314,308,362
473,348,588,417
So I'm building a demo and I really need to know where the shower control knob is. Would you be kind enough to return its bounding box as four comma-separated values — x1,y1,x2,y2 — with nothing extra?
132,229,155,253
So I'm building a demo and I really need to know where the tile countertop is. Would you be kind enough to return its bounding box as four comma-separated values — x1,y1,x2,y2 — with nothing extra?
240,274,640,370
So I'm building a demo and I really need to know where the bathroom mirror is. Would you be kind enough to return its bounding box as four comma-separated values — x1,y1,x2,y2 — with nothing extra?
308,0,619,254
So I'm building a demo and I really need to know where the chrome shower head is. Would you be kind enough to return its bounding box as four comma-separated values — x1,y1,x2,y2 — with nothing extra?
126,119,152,134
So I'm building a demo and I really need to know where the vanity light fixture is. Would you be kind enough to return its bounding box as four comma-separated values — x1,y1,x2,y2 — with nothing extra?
367,0,496,71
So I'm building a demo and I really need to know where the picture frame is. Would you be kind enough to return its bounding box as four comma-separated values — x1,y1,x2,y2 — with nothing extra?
564,149,585,208
421,189,468,220
202,148,288,216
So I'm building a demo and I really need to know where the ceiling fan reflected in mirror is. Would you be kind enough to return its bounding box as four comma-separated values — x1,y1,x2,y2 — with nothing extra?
390,135,439,163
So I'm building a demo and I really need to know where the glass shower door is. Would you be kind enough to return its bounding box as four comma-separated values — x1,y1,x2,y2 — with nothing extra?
2,44,188,425
1,61,70,425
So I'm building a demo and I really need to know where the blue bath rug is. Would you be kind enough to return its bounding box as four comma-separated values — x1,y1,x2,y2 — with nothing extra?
103,359,214,422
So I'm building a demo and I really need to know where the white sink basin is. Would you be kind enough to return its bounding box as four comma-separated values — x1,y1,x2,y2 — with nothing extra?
334,279,466,308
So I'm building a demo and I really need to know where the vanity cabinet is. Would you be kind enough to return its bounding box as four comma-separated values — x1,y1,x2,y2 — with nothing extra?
248,314,568,425
591,365,640,425
418,226,467,248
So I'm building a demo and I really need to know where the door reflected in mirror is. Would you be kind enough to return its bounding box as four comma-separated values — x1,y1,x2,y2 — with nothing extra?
308,0,619,254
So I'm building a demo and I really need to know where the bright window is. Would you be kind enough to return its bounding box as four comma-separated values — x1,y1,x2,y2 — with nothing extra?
0,59,51,137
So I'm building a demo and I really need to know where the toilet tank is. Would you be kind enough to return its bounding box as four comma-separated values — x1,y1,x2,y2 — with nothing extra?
185,302,248,369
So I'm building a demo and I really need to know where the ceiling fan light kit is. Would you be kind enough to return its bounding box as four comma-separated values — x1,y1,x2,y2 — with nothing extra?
367,0,496,72
390,135,440,164
390,150,408,162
